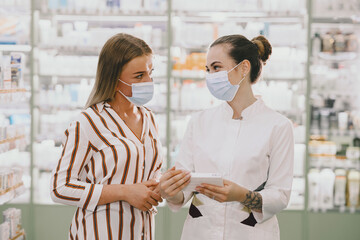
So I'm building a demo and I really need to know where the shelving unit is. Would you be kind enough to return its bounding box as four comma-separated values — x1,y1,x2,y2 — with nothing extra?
1,0,360,239
306,0,360,214
298,0,360,239
0,2,32,239
32,0,170,205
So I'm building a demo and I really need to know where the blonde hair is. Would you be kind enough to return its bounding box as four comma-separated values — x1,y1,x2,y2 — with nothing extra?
85,33,152,109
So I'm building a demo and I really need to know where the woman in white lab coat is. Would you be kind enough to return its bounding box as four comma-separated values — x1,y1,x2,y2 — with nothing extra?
159,35,294,240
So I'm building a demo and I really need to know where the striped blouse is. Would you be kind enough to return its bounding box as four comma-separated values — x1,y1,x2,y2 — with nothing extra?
50,101,163,240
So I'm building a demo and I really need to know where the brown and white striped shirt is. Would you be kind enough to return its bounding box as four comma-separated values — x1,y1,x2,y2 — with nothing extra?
50,101,163,240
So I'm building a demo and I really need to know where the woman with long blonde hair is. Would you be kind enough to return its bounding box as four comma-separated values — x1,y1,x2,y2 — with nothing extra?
51,33,164,240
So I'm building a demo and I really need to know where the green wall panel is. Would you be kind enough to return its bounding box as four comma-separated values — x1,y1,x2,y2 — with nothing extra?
307,212,360,240
34,205,75,240
278,211,304,240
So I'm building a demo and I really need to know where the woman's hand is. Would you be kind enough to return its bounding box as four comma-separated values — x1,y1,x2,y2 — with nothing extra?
195,179,263,212
159,167,191,199
195,179,244,202
145,179,161,194
124,180,163,211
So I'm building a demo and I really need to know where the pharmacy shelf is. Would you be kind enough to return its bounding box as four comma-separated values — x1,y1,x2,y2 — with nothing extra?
0,104,30,112
173,11,307,22
318,52,357,62
0,183,26,205
0,89,27,94
312,17,360,25
308,207,360,214
36,76,167,86
10,229,26,240
175,16,306,24
310,129,360,138
37,45,168,56
35,104,83,111
174,10,306,15
37,45,101,56
0,136,27,146
39,9,167,17
0,45,31,52
37,75,95,81
312,90,360,97
39,14,168,22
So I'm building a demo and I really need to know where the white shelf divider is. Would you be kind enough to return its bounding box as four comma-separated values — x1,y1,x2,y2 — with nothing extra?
0,45,31,52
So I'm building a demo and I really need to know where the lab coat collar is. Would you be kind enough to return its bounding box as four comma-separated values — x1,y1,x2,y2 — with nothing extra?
222,96,264,120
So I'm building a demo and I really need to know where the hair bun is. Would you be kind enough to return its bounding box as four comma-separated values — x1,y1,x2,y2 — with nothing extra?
251,35,272,64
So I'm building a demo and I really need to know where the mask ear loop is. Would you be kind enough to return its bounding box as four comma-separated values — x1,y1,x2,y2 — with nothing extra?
228,61,248,85
227,61,243,74
119,79,132,86
236,74,247,86
118,79,133,98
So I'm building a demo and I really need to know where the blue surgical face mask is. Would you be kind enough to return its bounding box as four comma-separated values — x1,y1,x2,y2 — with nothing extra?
206,61,246,101
118,79,154,106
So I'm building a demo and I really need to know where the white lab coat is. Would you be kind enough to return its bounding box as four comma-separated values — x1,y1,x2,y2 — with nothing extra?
168,99,294,240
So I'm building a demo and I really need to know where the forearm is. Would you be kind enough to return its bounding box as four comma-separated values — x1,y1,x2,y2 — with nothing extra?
237,187,263,213
98,184,127,205
166,191,184,205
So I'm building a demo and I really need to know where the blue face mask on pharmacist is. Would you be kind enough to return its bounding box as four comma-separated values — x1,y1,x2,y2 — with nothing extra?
118,79,154,106
205,61,245,101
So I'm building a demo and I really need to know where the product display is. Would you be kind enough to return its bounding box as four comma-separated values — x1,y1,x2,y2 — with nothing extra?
0,14,30,46
308,0,360,213
1,208,25,240
0,11,31,240
308,134,360,212
0,52,26,91
172,0,305,13
2,0,360,239
32,0,170,204
313,0,360,17
39,0,166,13
0,168,23,193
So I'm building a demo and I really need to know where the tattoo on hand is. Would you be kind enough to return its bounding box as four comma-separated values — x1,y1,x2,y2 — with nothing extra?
241,191,262,211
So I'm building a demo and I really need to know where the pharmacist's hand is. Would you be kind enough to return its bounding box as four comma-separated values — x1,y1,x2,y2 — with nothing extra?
124,181,162,211
195,179,243,203
159,167,191,199
146,179,161,195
